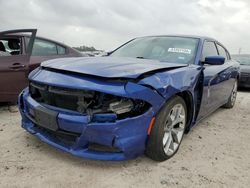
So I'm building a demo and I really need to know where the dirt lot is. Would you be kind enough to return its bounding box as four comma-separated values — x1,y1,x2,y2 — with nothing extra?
0,91,250,188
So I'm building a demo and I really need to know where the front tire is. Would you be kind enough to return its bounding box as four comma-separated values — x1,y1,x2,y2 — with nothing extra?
146,96,187,161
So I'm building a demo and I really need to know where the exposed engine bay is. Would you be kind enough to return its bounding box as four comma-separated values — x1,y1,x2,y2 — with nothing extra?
29,82,150,120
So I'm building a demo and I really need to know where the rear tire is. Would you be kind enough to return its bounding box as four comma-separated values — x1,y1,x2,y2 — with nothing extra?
223,80,238,108
146,96,187,161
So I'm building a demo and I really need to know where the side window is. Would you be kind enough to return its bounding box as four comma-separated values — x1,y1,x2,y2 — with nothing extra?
32,39,57,56
202,41,218,61
216,44,228,60
226,51,231,60
0,38,21,56
57,45,66,55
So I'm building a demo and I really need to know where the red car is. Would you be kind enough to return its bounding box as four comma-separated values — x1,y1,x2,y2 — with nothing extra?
0,29,82,103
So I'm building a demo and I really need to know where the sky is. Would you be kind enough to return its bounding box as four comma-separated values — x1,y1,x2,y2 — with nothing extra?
1,0,250,53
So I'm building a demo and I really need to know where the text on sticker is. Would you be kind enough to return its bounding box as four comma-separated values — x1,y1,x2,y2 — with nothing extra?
168,48,191,54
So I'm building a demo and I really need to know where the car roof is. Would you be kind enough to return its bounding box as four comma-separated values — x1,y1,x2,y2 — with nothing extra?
136,35,217,41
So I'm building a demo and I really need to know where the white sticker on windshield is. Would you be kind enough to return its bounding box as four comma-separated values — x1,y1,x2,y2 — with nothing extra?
168,48,191,54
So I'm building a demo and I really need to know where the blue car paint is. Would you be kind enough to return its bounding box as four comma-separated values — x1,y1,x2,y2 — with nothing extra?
19,36,240,160
204,56,225,65
197,60,239,120
19,87,156,160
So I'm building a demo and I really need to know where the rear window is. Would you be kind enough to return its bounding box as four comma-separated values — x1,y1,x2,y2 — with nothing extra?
217,44,228,60
57,45,66,55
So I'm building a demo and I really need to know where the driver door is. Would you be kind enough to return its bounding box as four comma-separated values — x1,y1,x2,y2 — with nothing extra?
0,29,37,103
197,40,232,120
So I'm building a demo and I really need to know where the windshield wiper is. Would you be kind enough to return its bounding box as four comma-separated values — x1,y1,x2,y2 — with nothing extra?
136,56,146,59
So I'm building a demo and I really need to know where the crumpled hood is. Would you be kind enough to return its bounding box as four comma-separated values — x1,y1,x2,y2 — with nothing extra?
41,57,187,79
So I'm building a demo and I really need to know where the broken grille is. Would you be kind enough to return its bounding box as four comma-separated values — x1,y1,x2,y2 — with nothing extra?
29,82,150,120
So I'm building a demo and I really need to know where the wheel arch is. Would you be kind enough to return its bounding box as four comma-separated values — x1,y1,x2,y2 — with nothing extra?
176,91,194,133
237,73,240,81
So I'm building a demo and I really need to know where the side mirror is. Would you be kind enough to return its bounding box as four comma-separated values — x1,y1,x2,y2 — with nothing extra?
204,56,225,65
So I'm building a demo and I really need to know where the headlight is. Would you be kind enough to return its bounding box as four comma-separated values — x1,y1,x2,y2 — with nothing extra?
109,99,134,114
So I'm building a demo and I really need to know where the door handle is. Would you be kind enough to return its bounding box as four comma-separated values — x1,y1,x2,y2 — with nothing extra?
9,63,26,69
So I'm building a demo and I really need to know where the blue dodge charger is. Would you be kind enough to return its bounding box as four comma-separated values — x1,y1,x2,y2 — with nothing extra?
18,36,240,161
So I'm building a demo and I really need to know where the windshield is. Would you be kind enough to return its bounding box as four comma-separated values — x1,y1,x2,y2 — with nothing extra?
232,54,250,65
110,36,199,64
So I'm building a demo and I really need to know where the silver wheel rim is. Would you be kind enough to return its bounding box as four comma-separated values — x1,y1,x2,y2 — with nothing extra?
163,103,186,156
231,81,237,105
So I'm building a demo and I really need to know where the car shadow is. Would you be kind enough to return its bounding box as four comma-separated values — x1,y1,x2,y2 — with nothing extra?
0,103,19,113
23,132,157,168
0,103,9,112
238,87,250,92
0,102,9,107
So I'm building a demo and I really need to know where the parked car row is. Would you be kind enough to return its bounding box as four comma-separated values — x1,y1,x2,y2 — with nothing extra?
232,54,250,88
17,35,240,161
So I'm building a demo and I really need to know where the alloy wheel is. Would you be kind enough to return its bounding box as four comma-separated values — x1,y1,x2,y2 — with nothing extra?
162,103,186,156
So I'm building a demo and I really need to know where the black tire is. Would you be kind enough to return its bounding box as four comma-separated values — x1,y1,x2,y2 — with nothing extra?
145,96,187,162
223,80,238,109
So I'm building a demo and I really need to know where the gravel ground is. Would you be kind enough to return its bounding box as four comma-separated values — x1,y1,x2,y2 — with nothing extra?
0,91,249,188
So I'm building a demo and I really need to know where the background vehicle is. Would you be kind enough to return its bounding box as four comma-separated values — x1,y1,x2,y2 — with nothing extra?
232,54,250,88
0,29,83,103
19,36,240,161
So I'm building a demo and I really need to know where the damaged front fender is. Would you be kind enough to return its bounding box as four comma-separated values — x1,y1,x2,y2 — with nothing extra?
138,65,204,128
138,65,203,100
124,82,165,113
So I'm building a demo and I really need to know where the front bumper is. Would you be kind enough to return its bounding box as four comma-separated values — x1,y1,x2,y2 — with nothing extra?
19,88,154,160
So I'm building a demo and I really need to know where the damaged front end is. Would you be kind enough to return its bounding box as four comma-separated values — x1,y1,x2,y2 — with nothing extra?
29,81,151,122
19,68,165,160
